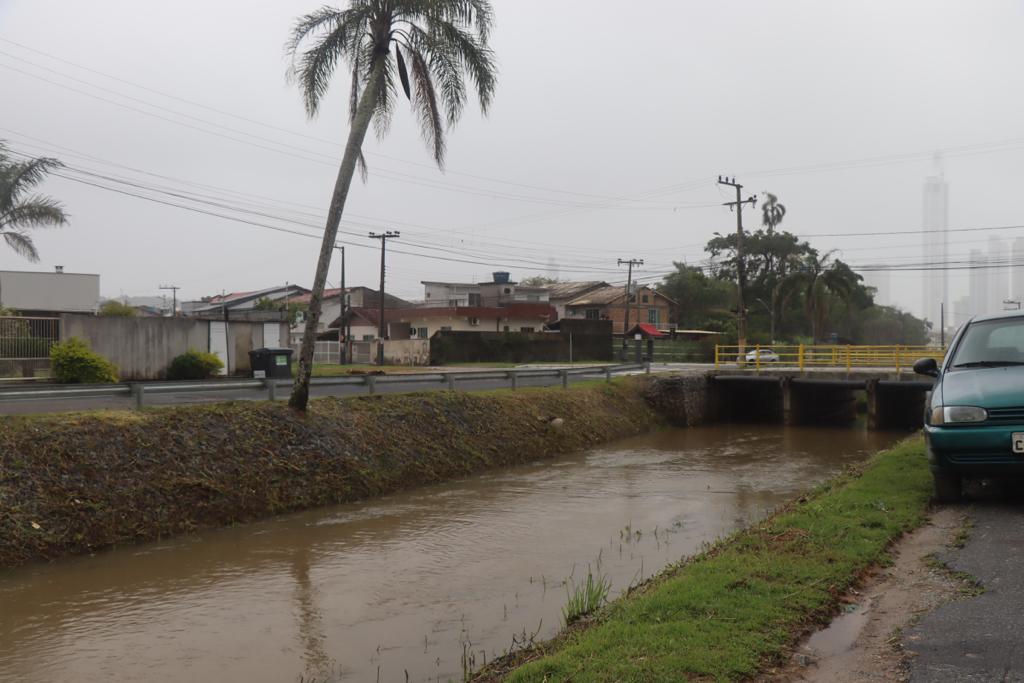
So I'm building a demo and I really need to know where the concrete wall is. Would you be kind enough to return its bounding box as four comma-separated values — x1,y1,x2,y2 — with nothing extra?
383,339,430,366
60,314,287,380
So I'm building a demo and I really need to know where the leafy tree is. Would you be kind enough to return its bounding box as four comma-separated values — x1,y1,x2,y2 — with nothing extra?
98,300,136,317
285,0,497,410
0,143,68,261
657,263,734,330
789,251,863,342
254,296,307,326
519,275,562,287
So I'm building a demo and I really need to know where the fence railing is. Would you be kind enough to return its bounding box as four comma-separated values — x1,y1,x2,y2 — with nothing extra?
714,345,947,372
0,363,648,410
0,316,60,379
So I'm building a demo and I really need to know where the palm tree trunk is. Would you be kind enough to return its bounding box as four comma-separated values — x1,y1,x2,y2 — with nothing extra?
289,59,386,411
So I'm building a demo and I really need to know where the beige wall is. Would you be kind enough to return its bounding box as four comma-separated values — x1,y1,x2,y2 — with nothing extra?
383,339,430,366
60,314,287,379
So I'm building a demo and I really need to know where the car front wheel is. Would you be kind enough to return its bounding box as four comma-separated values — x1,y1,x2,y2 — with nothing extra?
933,470,962,503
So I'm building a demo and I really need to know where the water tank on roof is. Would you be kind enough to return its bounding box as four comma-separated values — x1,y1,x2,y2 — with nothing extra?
492,271,510,284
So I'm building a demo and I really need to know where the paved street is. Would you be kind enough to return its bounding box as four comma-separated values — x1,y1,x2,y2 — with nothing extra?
906,499,1024,682
0,365,668,415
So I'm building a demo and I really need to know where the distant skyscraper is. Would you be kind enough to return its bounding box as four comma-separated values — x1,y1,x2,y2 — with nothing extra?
1012,237,1024,302
969,249,990,317
922,173,949,326
989,235,1009,309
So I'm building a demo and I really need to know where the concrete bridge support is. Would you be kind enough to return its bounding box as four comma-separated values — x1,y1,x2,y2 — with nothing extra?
866,380,927,430
709,372,932,430
781,378,858,426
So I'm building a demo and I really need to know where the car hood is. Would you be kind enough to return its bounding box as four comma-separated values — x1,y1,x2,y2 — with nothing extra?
940,366,1024,408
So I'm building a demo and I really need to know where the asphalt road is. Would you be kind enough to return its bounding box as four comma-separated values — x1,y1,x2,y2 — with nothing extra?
0,367,664,416
906,496,1024,682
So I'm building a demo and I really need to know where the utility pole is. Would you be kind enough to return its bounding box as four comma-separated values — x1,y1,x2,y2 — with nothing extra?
618,258,643,359
159,285,179,317
336,245,347,365
717,176,758,354
369,231,400,365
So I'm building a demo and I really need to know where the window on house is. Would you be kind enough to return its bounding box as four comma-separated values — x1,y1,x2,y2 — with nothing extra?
417,327,428,338
648,309,660,325
520,327,535,333
440,326,452,332
503,325,510,332
642,294,649,303
362,334,376,341
585,308,600,320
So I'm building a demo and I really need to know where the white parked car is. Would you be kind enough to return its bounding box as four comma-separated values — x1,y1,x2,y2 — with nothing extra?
743,348,780,363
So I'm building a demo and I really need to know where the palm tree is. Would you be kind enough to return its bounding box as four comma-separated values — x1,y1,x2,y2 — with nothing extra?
0,144,68,261
761,192,786,235
285,0,497,411
794,251,861,342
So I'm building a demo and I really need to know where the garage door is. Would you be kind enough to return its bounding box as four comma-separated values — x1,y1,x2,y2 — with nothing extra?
263,322,280,347
209,321,229,375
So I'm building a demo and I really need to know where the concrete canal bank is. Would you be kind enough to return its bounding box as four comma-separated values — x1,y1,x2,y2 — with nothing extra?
1,378,678,568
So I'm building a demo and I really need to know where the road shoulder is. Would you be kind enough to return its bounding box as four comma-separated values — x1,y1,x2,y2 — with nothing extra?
767,507,966,683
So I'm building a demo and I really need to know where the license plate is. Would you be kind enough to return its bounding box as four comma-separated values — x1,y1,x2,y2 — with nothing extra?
1014,433,1024,454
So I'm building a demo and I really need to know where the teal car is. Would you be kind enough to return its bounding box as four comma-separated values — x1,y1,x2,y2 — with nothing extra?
915,311,1024,502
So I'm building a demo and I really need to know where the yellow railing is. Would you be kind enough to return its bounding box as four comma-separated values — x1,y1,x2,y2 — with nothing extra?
713,344,947,372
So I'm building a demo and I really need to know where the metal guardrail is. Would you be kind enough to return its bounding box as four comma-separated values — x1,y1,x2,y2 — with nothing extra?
0,363,649,409
714,344,946,373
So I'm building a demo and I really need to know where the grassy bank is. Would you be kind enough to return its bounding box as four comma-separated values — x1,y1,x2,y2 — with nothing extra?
0,380,661,568
482,437,932,682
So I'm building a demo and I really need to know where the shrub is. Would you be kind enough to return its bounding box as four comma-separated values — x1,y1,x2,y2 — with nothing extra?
166,349,224,380
98,300,136,317
50,337,118,384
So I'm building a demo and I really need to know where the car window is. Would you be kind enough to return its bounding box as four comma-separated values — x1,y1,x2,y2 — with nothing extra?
951,318,1024,366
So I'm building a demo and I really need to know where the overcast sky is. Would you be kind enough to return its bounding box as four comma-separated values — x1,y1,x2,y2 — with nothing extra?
2,0,1024,320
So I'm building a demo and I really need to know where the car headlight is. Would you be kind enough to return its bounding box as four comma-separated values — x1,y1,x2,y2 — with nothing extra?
930,406,988,425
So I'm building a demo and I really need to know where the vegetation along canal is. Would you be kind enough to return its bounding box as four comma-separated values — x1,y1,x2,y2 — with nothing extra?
0,423,905,682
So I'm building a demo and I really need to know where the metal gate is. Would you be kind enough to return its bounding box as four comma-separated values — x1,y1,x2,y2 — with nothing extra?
0,316,59,378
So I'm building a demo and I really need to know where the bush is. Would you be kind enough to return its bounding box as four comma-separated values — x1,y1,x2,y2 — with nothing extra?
98,300,136,317
50,338,118,384
166,349,224,380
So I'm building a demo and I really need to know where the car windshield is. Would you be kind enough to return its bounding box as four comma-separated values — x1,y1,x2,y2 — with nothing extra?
951,317,1024,368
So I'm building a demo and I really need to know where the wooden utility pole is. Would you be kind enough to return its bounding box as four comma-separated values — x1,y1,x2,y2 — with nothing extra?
618,258,643,359
369,231,399,365
717,176,757,354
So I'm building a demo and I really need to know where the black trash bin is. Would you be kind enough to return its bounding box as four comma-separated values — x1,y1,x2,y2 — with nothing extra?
249,347,294,379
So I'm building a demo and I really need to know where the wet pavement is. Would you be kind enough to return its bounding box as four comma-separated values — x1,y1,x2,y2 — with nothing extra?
906,501,1024,682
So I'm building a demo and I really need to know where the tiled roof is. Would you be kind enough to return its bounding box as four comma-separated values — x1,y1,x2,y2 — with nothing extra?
546,281,608,301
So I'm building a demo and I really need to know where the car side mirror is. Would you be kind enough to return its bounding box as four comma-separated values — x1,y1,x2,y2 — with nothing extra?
913,357,939,377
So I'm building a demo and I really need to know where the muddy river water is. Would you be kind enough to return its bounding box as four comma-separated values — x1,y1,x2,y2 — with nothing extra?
0,424,905,682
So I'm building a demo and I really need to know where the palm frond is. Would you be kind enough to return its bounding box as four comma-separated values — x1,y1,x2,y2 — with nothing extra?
0,195,68,230
408,46,446,165
0,157,64,212
0,231,39,262
395,44,412,99
287,7,370,117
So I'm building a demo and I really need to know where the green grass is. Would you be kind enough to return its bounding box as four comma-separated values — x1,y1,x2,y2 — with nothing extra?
563,571,613,626
496,437,932,682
